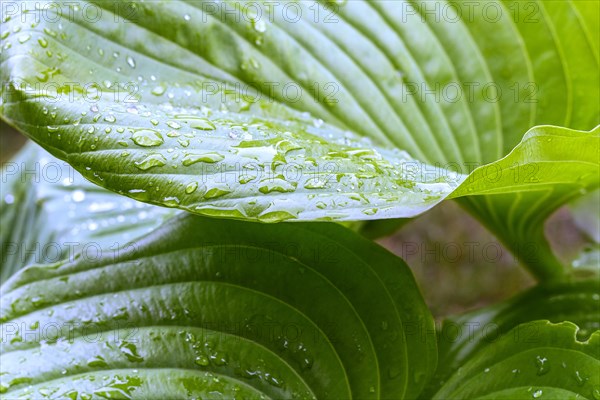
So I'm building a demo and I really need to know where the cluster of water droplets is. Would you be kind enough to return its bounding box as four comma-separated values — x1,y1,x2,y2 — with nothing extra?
43,94,463,222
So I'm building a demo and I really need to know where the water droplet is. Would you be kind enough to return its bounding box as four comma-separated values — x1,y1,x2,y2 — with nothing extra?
47,125,60,133
182,153,224,166
204,188,231,199
574,371,588,386
195,355,209,366
259,180,296,194
38,38,48,48
304,178,327,189
126,56,136,68
532,389,543,398
185,182,199,194
362,208,378,216
131,129,164,147
166,121,181,129
135,154,167,170
248,58,260,69
18,34,31,43
175,116,215,130
535,356,550,376
87,355,108,368
151,85,166,96
163,196,181,207
253,19,266,33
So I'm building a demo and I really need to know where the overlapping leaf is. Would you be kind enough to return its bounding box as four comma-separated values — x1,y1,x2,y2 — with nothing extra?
1,2,598,248
0,213,436,399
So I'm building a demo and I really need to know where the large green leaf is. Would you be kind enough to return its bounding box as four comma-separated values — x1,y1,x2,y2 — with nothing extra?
0,141,176,282
1,0,598,278
0,213,437,399
431,321,600,399
423,280,600,397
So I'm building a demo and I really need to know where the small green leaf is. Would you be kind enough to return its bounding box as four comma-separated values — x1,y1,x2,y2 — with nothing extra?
432,321,600,400
423,280,600,397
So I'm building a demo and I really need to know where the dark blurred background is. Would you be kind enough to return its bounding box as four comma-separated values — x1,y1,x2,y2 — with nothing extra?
0,121,590,321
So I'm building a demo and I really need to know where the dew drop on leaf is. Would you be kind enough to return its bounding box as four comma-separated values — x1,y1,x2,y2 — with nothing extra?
163,196,181,207
204,188,231,199
131,130,164,147
166,121,181,129
135,154,167,170
182,153,224,166
185,182,199,194
195,355,209,366
151,85,166,96
18,34,31,43
253,20,266,33
535,356,550,376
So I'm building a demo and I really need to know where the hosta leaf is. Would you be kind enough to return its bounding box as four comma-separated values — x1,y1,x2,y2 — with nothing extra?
423,280,600,397
0,213,437,399
432,321,600,400
2,90,462,222
0,141,176,283
1,0,598,277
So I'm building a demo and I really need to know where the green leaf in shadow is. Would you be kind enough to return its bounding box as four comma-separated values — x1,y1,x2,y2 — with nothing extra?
0,213,436,399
